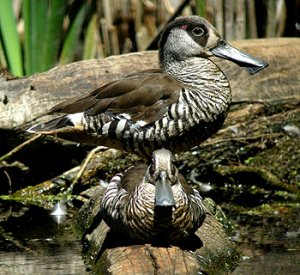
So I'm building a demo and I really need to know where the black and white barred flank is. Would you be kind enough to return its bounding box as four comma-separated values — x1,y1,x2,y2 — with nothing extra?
29,58,230,158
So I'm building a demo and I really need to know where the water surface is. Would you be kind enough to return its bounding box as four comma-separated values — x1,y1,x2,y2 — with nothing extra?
0,202,87,275
1,201,299,274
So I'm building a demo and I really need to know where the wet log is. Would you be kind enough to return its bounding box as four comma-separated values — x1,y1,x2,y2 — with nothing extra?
76,186,241,274
0,38,299,132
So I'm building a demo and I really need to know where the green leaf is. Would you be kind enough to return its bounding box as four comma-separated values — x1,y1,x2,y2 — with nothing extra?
22,0,48,75
40,0,66,72
59,4,87,65
196,0,206,17
0,36,7,68
83,14,98,60
0,0,23,76
23,0,66,74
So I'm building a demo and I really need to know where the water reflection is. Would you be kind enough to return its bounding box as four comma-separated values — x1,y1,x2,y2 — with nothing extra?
229,204,300,275
0,243,87,275
233,250,300,274
0,201,87,275
1,199,299,274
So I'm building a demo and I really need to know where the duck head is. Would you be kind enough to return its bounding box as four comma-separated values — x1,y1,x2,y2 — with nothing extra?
146,149,177,207
159,15,268,74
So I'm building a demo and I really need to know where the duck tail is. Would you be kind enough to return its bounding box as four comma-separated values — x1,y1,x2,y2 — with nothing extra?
27,114,79,134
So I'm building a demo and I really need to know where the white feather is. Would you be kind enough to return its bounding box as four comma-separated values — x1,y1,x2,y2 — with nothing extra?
68,112,84,126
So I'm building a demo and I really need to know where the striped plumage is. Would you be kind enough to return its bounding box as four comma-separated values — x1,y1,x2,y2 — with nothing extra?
28,16,268,157
101,149,206,243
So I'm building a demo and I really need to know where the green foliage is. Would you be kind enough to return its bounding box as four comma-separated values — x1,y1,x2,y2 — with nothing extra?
0,0,23,76
83,14,101,60
0,0,80,76
59,3,87,65
22,0,47,75
40,0,67,72
0,0,291,77
196,0,206,17
0,36,8,68
22,0,67,74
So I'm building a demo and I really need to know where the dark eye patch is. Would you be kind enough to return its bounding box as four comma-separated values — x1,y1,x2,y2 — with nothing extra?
192,27,204,36
187,23,209,47
159,17,210,52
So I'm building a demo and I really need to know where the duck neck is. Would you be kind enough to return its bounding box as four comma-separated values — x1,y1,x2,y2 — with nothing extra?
161,54,217,82
160,54,231,101
159,54,232,128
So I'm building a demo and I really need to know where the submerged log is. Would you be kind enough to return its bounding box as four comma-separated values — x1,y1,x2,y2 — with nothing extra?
76,186,240,274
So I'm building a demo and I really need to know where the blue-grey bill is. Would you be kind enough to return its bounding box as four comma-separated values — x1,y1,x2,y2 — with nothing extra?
155,173,175,207
211,40,269,75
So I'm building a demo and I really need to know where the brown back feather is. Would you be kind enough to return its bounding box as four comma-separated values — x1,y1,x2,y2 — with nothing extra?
121,164,148,194
178,174,194,195
49,70,181,125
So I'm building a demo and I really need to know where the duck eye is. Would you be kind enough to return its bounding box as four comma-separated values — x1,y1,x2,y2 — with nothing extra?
192,27,204,36
171,165,176,175
149,164,155,174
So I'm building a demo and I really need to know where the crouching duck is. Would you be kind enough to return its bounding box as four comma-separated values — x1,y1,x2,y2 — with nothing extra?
101,148,206,243
28,16,268,157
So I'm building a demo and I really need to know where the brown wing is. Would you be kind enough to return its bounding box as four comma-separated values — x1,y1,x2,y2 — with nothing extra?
178,174,194,195
121,164,148,194
50,70,182,125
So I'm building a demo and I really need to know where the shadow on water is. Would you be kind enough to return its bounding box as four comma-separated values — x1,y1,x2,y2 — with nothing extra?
0,201,88,275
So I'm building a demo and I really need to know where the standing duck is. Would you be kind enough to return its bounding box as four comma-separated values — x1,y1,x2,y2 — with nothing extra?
28,16,268,157
101,148,206,243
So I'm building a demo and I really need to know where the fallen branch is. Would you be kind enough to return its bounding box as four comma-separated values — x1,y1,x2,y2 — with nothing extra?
0,134,42,163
